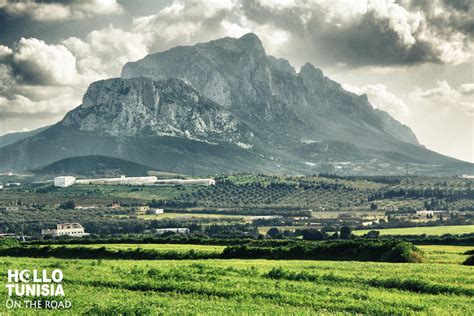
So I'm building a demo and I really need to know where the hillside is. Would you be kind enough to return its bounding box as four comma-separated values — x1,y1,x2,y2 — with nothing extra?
32,155,158,178
0,126,49,149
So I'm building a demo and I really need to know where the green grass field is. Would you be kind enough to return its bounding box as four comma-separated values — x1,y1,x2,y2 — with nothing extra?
0,244,473,315
44,243,225,253
353,225,474,236
418,245,472,264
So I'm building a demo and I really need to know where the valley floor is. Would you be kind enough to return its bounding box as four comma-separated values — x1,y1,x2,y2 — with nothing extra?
0,244,472,315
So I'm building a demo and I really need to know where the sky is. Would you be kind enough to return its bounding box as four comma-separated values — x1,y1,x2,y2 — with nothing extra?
0,0,472,162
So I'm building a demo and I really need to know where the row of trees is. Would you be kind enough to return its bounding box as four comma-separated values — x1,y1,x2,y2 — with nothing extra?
266,226,354,240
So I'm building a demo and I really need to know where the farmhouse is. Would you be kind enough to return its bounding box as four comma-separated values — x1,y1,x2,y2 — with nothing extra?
155,228,190,234
0,206,18,212
134,206,150,215
54,176,76,187
146,208,164,215
41,223,88,237
110,202,121,208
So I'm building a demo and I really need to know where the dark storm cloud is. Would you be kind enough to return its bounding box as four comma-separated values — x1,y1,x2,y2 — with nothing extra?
401,0,474,37
240,0,473,67
305,11,440,66
443,0,472,12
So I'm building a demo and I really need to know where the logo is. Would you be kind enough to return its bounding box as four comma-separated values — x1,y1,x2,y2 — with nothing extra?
4,269,71,309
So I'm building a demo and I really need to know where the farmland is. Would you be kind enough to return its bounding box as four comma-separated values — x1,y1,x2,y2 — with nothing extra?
0,174,473,238
45,243,225,253
353,225,474,236
0,244,472,314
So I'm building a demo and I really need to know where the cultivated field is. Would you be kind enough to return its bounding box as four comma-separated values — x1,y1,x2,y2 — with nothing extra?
0,244,472,315
44,243,225,253
353,225,474,236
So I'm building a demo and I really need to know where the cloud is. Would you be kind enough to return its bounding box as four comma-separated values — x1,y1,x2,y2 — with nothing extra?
406,81,474,162
131,1,243,53
63,26,148,81
0,44,12,61
410,80,474,115
459,83,474,95
0,26,148,130
10,38,78,85
0,0,124,21
0,91,75,116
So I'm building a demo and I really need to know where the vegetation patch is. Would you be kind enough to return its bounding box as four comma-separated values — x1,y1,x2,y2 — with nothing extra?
222,240,424,263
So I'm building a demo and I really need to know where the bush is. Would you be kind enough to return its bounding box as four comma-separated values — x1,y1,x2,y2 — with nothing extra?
0,238,20,249
222,240,424,263
380,242,424,263
463,255,474,266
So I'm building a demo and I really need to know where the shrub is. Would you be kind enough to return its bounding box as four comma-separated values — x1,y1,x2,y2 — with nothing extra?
0,238,20,249
463,255,474,266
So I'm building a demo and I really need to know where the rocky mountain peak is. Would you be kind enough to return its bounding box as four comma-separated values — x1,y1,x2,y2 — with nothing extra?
237,32,265,52
299,62,324,79
60,77,247,144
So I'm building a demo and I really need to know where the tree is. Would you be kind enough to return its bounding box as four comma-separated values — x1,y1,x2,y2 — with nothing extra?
59,200,76,210
302,229,327,241
267,227,281,238
340,226,352,240
370,203,378,211
365,230,380,238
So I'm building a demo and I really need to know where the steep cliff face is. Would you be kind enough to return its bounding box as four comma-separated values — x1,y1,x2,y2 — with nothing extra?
60,77,249,145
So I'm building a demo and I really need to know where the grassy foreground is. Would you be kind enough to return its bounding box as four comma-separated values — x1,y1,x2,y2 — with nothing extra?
0,245,473,315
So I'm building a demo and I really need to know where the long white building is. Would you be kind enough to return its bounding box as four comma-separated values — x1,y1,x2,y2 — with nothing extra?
151,178,216,186
75,175,158,185
53,175,215,187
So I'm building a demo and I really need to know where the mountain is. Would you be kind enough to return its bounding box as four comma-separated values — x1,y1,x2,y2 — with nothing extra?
0,33,472,175
32,155,159,178
0,76,272,175
122,34,419,149
0,126,49,149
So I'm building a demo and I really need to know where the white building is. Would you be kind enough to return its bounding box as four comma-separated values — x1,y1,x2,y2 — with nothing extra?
155,228,189,234
0,206,18,212
0,185,3,190
41,223,87,237
54,176,76,187
146,208,164,215
76,175,157,185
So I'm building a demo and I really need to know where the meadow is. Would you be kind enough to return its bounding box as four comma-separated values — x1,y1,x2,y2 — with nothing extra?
0,244,472,315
